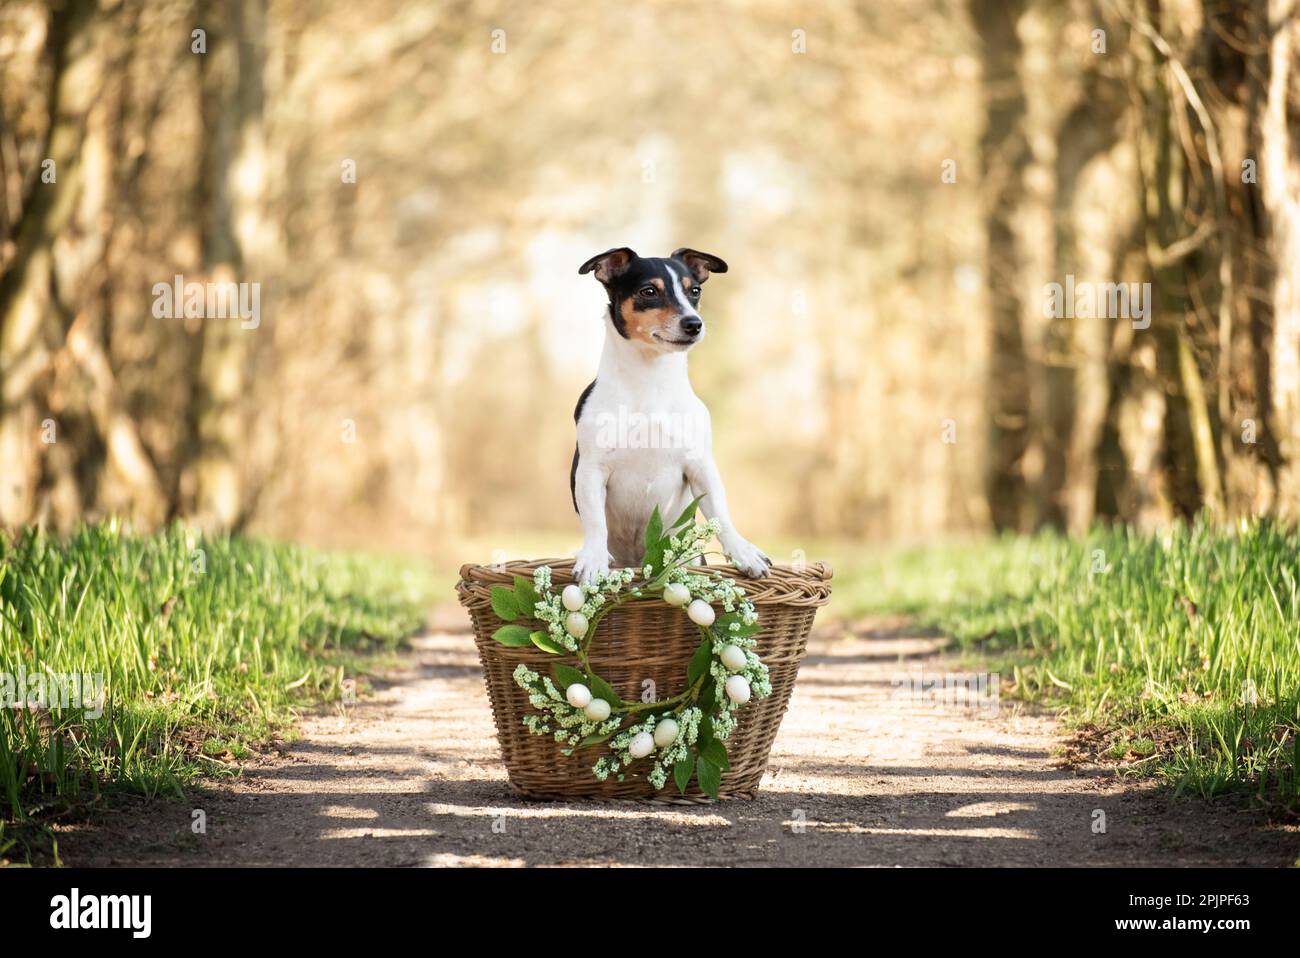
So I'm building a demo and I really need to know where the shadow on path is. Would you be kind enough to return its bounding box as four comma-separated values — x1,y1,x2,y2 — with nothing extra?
54,619,1300,867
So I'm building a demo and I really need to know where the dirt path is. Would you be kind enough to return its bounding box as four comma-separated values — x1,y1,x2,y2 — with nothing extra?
57,614,1299,867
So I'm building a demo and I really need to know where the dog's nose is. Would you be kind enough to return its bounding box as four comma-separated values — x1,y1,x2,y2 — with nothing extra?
680,316,703,336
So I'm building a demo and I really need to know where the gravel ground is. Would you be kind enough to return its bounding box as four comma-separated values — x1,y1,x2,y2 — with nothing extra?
54,613,1300,867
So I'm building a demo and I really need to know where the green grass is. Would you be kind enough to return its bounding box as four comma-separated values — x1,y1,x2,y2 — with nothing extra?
831,519,1300,810
7,517,1295,859
0,520,434,854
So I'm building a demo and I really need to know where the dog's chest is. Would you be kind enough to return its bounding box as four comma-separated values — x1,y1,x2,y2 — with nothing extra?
579,377,707,469
579,377,705,544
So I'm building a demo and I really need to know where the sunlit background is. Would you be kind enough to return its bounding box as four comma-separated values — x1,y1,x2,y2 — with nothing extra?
2,0,1297,571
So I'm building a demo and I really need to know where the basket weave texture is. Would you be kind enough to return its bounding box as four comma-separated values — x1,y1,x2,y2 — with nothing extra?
456,558,832,801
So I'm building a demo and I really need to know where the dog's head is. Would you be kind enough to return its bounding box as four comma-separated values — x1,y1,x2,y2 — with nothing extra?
579,247,727,352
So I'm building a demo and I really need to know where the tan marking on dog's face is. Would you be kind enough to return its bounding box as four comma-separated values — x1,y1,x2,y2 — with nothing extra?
619,298,676,346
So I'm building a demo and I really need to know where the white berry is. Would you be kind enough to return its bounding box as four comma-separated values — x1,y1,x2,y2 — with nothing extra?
725,675,751,704
663,583,691,607
653,719,680,748
561,584,585,611
687,599,715,627
565,683,592,709
719,644,747,671
584,698,611,721
628,732,654,759
564,612,588,638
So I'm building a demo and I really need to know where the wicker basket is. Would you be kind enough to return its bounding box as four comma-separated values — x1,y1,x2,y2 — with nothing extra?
456,558,832,801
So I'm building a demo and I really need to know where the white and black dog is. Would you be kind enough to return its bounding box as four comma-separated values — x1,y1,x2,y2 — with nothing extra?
570,247,771,584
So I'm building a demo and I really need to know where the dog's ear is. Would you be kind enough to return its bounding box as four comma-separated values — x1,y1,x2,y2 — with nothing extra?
672,248,728,283
579,247,637,283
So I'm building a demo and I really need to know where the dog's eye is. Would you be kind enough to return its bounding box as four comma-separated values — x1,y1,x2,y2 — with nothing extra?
638,286,657,298
690,287,701,298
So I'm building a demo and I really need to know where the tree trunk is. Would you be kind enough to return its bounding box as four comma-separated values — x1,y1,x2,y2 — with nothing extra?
1130,0,1223,517
0,0,100,526
1044,45,1128,529
188,0,268,530
972,0,1033,531
1259,0,1300,516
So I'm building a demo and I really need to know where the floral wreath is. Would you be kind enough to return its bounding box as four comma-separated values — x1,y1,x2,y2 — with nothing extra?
487,497,769,797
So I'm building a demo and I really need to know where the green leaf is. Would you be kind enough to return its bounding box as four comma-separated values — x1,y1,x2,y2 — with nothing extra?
641,506,666,573
490,585,521,621
643,543,666,578
644,506,663,556
698,713,715,748
696,755,721,799
674,754,694,795
553,663,586,690
530,630,566,654
670,494,705,529
513,575,541,616
699,680,717,713
715,612,762,638
686,634,712,686
492,624,533,647
700,738,730,770
588,672,623,708
564,728,618,755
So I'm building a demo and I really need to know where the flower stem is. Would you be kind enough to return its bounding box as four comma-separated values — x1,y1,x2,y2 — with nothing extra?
616,674,704,715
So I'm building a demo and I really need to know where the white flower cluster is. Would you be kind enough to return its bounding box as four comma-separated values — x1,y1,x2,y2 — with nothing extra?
512,663,621,746
673,569,755,617
645,706,703,788
645,517,722,577
592,716,654,782
593,706,703,785
708,626,769,727
529,566,636,652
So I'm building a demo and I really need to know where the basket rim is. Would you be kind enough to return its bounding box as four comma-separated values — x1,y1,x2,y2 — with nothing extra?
456,557,833,606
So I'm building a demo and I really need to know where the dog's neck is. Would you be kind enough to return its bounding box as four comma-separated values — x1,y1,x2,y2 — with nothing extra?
597,307,690,392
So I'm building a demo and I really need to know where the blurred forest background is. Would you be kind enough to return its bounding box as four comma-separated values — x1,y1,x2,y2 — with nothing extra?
1,0,1298,561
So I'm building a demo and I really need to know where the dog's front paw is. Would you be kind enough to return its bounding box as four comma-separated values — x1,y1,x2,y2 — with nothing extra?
573,545,611,585
722,535,772,578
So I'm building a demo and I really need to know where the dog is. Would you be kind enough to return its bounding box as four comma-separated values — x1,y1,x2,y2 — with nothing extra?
570,246,771,584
